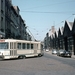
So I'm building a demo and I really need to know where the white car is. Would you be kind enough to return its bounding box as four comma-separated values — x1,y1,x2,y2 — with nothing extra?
45,49,49,52
52,49,58,54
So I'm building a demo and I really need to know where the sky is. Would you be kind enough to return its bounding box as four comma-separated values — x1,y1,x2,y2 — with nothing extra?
12,0,75,41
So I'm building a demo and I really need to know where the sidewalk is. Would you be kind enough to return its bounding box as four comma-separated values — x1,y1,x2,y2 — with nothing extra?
72,55,75,59
45,51,75,59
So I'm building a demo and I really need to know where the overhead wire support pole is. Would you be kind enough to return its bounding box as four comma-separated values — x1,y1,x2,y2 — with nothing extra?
26,26,35,41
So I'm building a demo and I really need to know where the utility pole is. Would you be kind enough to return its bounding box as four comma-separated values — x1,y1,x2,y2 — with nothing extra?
26,26,35,41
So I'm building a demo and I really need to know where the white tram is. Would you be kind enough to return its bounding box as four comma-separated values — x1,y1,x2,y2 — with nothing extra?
0,39,44,60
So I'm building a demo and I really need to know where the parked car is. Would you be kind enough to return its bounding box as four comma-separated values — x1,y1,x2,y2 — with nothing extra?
57,49,64,56
52,49,58,54
45,49,49,52
57,49,71,58
64,50,72,58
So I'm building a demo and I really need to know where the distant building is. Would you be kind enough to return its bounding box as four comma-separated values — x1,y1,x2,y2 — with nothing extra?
44,20,75,56
44,26,56,50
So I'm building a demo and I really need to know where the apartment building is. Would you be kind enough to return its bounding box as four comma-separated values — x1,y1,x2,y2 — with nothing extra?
0,0,5,38
0,0,31,40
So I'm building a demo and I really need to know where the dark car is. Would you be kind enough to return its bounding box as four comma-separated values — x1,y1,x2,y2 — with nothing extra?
64,50,72,58
57,49,71,58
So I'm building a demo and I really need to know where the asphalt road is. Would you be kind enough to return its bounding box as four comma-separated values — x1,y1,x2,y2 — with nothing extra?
0,52,75,75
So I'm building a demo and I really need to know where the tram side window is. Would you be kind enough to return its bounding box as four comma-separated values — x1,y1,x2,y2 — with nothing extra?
41,44,43,50
5,42,8,49
27,43,30,49
22,43,26,49
31,44,33,49
17,43,21,49
0,42,8,49
6,43,8,49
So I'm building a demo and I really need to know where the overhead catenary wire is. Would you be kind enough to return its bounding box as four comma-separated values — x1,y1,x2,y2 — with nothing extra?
24,0,75,10
20,0,75,14
21,11,75,14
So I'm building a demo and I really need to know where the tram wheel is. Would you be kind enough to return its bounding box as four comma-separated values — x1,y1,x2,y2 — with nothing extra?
38,54,42,57
22,56,26,59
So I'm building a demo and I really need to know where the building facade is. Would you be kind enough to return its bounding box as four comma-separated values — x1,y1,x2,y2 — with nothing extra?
44,19,75,56
0,0,5,38
44,26,56,50
0,0,31,40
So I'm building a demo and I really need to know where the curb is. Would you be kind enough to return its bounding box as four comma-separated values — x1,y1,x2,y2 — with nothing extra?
45,51,75,59
72,55,75,59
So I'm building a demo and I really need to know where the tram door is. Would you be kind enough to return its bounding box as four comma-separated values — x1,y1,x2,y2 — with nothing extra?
34,44,38,54
10,42,17,57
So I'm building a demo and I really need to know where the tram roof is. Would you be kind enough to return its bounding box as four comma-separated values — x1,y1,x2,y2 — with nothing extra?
0,39,41,43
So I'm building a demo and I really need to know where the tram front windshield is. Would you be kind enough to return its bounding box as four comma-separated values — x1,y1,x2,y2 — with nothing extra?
0,42,8,49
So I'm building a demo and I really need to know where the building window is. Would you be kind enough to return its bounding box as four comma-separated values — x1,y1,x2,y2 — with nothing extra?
1,0,3,10
1,0,3,2
1,17,3,25
0,17,4,32
1,10,3,14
